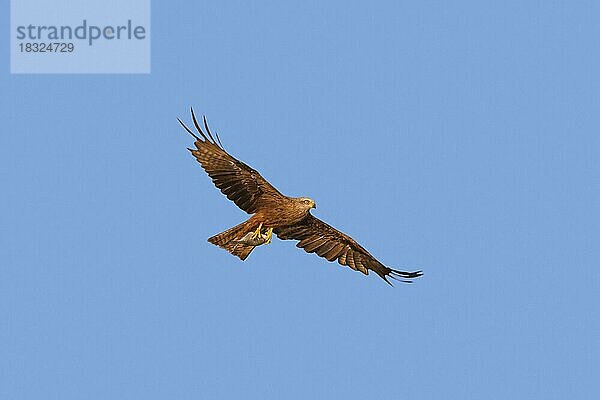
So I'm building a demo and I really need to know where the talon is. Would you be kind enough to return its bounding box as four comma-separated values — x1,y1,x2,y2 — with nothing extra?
265,228,273,244
251,223,263,240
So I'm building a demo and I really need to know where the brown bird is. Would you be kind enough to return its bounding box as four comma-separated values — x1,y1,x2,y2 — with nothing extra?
178,108,423,285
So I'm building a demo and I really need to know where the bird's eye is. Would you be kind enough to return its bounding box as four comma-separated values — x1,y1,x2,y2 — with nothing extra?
304,200,310,204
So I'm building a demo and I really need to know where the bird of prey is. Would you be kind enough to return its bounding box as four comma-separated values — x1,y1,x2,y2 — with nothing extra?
178,109,423,285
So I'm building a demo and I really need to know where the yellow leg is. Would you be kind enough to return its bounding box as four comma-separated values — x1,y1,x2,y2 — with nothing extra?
265,228,273,244
251,223,263,239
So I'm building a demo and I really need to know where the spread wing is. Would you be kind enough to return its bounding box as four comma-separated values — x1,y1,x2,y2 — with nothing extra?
274,215,423,285
178,108,285,214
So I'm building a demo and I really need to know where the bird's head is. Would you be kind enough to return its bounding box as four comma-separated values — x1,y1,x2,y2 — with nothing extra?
296,197,316,210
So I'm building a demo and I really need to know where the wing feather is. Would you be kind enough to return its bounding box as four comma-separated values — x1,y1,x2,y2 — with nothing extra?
298,236,321,248
315,241,337,257
346,250,357,271
304,238,327,253
179,108,284,214
354,255,368,275
338,250,348,265
275,215,423,284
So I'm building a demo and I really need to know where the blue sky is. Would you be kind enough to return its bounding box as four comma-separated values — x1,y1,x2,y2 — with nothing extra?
2,1,599,398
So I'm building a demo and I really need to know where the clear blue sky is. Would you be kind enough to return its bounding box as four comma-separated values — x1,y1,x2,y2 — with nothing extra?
2,1,599,399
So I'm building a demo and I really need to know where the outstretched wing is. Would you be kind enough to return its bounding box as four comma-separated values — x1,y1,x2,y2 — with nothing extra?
274,215,423,285
178,108,285,214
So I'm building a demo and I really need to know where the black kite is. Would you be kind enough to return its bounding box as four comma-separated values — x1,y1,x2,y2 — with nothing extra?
178,109,423,285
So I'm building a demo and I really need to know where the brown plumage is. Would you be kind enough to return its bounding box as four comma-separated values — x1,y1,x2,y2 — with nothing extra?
178,108,423,285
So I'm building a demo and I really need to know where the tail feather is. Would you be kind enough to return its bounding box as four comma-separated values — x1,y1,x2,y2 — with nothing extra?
223,241,255,260
208,220,258,260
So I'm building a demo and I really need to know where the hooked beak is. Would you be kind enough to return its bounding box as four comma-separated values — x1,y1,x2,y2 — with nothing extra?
312,203,317,209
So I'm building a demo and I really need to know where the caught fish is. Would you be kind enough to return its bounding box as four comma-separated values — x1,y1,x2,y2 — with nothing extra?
232,231,269,246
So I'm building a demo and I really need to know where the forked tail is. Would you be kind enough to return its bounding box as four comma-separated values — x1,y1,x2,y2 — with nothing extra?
207,219,259,260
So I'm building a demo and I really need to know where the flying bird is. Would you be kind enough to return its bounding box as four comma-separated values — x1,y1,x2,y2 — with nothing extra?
178,109,423,285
